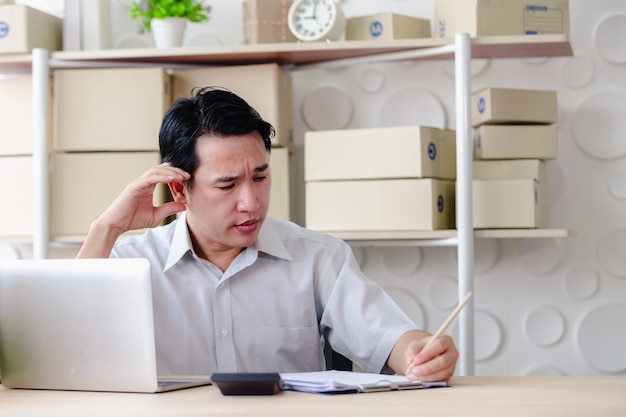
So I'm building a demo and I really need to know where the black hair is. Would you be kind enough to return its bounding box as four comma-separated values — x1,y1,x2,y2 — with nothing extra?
159,86,275,188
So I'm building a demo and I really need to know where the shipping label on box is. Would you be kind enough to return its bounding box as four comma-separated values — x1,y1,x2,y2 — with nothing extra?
50,152,165,240
305,178,455,232
243,0,296,44
173,64,293,150
473,178,547,229
54,68,170,152
434,0,569,38
474,124,557,160
0,5,62,54
346,13,431,41
0,156,33,238
471,87,558,127
305,126,456,181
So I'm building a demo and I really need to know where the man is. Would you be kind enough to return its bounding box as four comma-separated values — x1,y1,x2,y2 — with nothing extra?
77,87,458,381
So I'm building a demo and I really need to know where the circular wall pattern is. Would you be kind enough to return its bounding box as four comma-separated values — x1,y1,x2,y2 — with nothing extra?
597,227,626,277
547,161,566,205
358,68,385,93
577,303,626,373
564,266,600,301
561,56,594,89
517,239,564,275
384,287,426,328
376,86,446,128
474,239,502,275
523,365,564,376
607,171,626,201
593,14,626,64
380,247,423,278
427,275,458,311
572,91,626,160
301,86,354,130
441,59,490,78
475,310,503,362
524,305,566,347
450,238,502,275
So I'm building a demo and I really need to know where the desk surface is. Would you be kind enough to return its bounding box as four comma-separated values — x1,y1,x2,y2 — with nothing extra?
1,376,625,417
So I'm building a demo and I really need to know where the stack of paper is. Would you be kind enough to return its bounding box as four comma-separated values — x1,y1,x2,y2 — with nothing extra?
279,370,447,394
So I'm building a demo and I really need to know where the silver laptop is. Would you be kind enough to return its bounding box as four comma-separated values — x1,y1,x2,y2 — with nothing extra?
0,257,211,393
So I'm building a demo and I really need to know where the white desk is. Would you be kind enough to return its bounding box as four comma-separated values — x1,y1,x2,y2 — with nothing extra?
0,376,624,417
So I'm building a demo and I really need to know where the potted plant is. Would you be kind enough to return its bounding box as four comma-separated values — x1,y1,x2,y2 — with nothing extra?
129,0,210,48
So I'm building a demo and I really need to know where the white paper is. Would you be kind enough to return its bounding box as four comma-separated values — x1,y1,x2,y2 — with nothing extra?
279,370,447,393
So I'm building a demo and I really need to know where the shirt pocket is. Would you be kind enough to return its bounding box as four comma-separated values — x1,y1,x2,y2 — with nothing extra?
254,326,322,372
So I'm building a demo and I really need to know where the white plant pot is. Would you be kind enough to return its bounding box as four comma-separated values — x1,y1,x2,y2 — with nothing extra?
151,17,187,48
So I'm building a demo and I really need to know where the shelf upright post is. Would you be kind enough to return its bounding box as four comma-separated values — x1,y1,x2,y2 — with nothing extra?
32,48,50,260
454,33,475,375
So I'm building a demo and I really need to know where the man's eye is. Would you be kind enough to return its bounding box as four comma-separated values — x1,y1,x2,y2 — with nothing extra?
219,184,235,190
254,175,267,182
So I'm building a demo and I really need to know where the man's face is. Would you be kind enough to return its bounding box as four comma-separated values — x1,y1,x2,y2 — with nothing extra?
181,132,271,257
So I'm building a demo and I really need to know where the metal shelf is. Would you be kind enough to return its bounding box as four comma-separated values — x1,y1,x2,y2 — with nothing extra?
2,33,573,377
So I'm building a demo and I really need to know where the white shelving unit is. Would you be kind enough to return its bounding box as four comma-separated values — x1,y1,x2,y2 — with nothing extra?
0,33,572,376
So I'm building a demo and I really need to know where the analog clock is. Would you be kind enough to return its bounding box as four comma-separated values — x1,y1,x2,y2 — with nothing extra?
287,0,346,42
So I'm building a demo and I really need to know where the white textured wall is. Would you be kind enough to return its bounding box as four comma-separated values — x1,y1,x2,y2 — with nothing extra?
287,0,626,376
6,0,626,376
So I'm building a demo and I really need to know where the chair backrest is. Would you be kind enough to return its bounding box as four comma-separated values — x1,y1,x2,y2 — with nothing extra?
323,338,353,371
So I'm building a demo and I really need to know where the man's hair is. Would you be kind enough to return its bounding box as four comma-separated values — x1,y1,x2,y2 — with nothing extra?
159,87,275,188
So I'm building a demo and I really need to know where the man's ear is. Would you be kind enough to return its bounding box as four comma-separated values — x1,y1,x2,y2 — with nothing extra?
168,181,187,204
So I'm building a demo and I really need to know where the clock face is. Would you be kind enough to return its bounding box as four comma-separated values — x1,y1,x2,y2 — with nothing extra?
288,0,343,41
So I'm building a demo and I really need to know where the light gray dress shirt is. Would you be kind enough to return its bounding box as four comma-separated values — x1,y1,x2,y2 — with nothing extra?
111,213,417,375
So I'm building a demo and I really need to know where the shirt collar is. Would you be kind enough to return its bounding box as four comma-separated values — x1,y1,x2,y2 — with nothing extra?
164,212,194,272
163,214,293,272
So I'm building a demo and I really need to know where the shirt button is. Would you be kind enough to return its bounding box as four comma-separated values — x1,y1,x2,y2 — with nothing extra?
220,329,229,338
218,282,225,289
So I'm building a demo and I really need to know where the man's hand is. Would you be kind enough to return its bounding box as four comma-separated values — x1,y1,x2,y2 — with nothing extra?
403,334,458,382
76,163,190,258
387,330,459,382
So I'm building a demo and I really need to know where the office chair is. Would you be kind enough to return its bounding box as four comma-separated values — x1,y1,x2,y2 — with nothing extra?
323,338,353,371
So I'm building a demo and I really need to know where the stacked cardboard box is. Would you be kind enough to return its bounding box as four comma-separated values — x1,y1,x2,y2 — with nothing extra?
305,126,456,232
470,87,558,229
0,76,50,239
346,13,431,41
434,0,569,38
51,67,170,241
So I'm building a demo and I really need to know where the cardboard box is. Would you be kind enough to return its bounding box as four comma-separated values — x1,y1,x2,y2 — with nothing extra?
0,156,32,238
172,64,293,150
243,0,296,44
474,124,557,160
269,147,290,221
305,126,456,181
305,179,455,232
473,179,547,228
434,0,569,38
50,152,165,240
473,159,546,181
0,76,53,156
53,68,170,152
0,5,62,54
346,13,431,41
471,87,558,127
473,159,547,225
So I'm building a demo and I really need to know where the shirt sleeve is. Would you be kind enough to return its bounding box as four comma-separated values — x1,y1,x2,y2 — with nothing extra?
318,240,417,374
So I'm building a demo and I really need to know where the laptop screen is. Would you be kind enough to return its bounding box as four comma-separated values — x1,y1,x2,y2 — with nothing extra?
0,258,163,392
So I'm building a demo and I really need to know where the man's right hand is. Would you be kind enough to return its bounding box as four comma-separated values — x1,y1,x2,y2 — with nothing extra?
76,163,190,258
